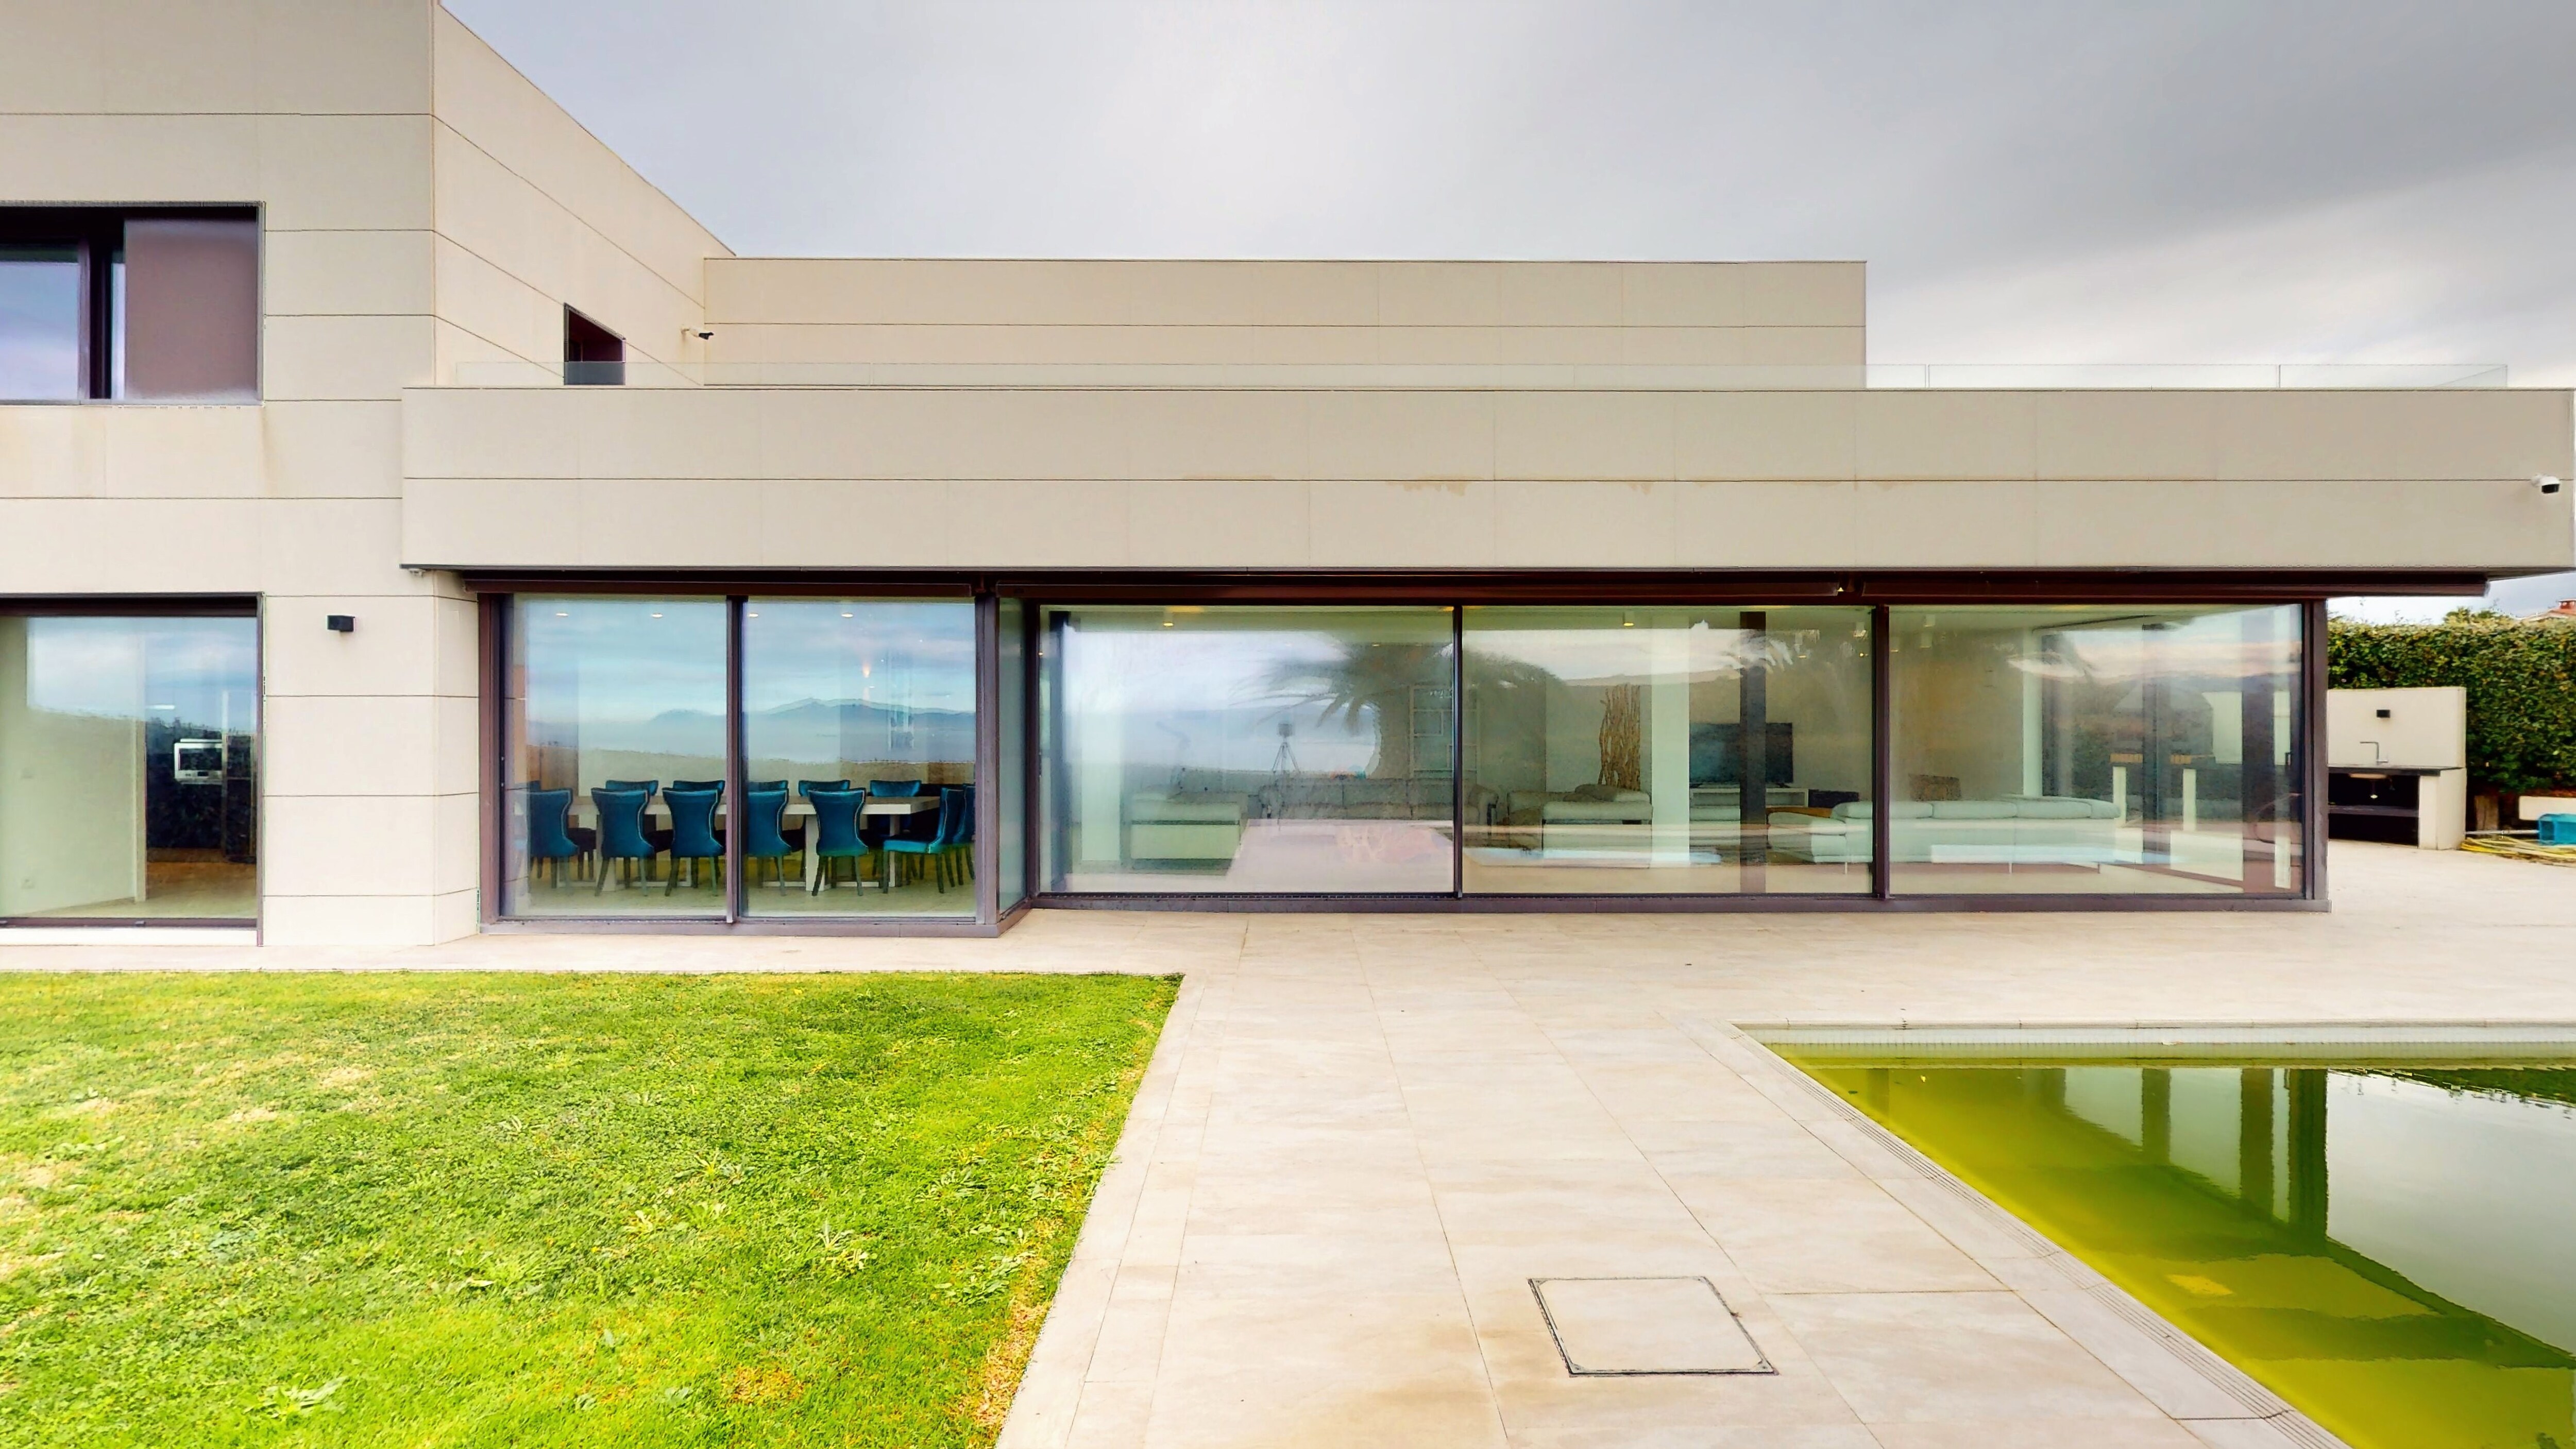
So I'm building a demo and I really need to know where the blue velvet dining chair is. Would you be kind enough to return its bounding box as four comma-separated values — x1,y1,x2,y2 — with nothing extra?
663,787,723,895
950,783,976,883
869,779,924,797
524,788,586,887
672,778,725,802
742,785,795,889
800,783,871,894
882,785,971,893
604,778,659,794
590,787,657,893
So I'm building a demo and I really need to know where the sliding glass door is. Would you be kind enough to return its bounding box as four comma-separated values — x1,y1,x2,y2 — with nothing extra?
0,610,259,923
739,599,977,918
1460,606,1874,895
1039,606,1457,894
1887,604,2304,896
497,594,985,923
501,596,728,917
490,590,2313,919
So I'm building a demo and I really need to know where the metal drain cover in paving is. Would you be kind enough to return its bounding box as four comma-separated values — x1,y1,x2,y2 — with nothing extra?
1531,1276,1774,1376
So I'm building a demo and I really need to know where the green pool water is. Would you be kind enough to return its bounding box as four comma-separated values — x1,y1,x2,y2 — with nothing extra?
1778,1046,2576,1449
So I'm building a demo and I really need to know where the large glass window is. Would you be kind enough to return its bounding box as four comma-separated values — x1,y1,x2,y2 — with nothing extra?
0,242,84,401
1041,606,1456,894
740,599,977,918
0,209,259,403
0,613,258,922
1461,606,1873,894
503,598,726,917
1888,605,2303,895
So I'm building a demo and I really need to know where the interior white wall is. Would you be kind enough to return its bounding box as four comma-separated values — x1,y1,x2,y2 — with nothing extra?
0,617,145,916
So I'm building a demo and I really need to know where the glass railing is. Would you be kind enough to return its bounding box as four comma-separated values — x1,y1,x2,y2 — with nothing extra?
1865,363,2508,389
444,360,2511,390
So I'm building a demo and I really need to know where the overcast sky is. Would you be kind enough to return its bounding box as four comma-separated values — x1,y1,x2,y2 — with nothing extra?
446,1,2576,616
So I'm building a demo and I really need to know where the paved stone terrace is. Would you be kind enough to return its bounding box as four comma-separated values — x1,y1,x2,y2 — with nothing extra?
6,842,2571,1446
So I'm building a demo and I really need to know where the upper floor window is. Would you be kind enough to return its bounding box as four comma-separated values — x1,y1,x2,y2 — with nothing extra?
565,306,624,386
0,207,259,403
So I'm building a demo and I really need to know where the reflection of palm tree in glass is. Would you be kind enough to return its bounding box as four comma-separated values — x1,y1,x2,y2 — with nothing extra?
1263,641,1448,778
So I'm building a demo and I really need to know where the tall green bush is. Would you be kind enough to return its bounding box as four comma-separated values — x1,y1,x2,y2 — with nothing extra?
2327,613,2576,792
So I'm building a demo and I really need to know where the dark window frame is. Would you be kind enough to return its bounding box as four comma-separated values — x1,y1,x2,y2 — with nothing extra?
0,205,260,403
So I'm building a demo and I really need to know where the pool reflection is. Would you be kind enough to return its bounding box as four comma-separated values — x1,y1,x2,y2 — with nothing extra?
1795,1058,2576,1449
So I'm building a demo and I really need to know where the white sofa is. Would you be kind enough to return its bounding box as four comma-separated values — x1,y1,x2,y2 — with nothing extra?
1769,797,2125,865
1537,787,1808,854
1127,792,1246,862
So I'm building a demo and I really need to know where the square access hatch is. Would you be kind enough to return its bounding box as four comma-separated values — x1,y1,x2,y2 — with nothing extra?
1531,1276,1774,1376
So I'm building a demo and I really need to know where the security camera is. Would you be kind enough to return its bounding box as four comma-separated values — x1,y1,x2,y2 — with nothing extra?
683,326,715,342
2537,475,2564,495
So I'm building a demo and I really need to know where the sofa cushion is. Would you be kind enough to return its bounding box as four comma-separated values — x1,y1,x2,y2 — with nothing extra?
1929,801,2019,821
1130,793,1245,824
1829,802,1932,821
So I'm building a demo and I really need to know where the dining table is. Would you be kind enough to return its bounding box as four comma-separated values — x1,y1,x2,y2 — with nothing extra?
563,793,943,893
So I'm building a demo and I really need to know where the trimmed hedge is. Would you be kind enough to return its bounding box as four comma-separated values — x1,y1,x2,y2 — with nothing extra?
2327,613,2576,792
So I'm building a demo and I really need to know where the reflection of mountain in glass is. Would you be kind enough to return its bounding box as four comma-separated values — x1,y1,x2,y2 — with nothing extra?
529,700,976,764
751,697,976,765
1786,1055,2576,1449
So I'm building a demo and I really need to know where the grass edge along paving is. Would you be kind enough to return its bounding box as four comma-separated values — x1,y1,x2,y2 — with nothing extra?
0,970,1178,1448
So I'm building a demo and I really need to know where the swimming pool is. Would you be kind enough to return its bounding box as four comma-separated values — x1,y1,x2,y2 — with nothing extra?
1770,1032,2576,1449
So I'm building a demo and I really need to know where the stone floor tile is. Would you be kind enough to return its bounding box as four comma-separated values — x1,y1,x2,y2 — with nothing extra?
1770,1291,2172,1425
1667,1177,1999,1294
1630,1118,1867,1179
2177,1417,2311,1448
1175,1229,1465,1298
1505,1428,1880,1449
1061,1383,1157,1449
1143,1292,1507,1449
1866,1420,2205,1447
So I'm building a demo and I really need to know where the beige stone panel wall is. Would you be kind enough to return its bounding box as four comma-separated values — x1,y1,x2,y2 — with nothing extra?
703,322,1858,373
1495,394,1676,481
403,470,2574,575
400,383,2574,572
430,5,727,379
404,384,2575,486
0,407,265,499
265,402,406,499
255,504,479,948
428,233,566,375
0,0,433,115
706,258,1865,327
700,260,1865,372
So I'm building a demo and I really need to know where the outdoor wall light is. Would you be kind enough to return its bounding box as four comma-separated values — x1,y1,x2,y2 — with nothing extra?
326,615,354,633
2536,475,2563,495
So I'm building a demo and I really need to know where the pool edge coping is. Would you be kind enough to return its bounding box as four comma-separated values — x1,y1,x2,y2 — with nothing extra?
1698,1019,2354,1449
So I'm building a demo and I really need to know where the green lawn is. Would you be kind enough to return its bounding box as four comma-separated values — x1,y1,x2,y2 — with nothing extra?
0,970,1176,1447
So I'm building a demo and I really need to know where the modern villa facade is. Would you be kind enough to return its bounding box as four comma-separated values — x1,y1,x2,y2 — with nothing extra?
2,2,2570,945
